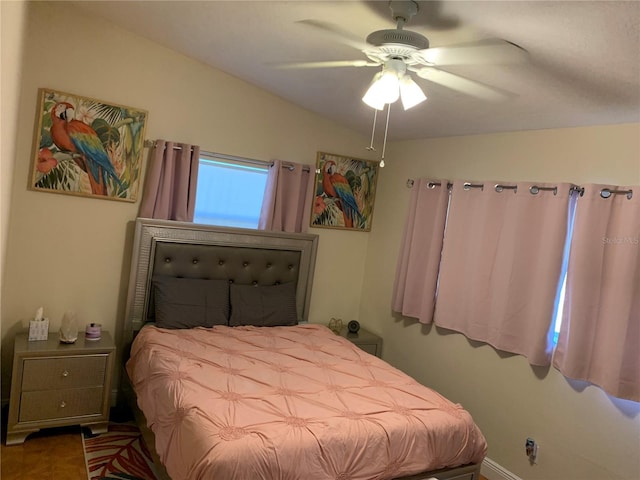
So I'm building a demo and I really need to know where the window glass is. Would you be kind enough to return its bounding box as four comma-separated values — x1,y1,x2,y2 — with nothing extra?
552,275,567,344
550,195,578,345
194,158,268,229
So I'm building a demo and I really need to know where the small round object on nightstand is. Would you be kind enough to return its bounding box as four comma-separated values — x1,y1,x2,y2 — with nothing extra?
85,323,102,341
347,320,360,334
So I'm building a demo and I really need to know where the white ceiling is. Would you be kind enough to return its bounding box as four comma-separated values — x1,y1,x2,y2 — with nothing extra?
72,1,640,140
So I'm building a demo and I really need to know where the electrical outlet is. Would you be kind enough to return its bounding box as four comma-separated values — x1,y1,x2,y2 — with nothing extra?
525,437,539,463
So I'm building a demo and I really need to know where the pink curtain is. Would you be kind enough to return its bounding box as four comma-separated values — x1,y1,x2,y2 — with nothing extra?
434,181,574,366
553,184,639,401
258,159,313,233
139,140,200,221
392,179,450,324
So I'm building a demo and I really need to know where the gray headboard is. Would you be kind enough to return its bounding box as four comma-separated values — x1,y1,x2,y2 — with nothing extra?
123,218,319,340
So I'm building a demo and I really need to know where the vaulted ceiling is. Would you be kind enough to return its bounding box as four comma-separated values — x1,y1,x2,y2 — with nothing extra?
72,1,640,140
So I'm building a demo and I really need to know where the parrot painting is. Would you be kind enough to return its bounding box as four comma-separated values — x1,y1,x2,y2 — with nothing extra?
50,102,122,196
321,160,363,228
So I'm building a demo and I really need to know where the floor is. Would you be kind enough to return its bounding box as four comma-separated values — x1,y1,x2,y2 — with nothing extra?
0,404,133,480
1,423,87,479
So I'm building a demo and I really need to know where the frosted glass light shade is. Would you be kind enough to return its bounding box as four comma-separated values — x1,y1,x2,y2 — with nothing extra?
400,75,427,110
362,71,400,110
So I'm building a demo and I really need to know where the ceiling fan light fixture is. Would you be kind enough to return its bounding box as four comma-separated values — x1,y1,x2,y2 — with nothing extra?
362,59,407,109
378,70,401,103
362,71,400,110
362,72,385,110
399,75,426,110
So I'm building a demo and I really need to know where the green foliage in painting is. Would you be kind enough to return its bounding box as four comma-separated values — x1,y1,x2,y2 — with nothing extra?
91,118,121,147
35,160,79,191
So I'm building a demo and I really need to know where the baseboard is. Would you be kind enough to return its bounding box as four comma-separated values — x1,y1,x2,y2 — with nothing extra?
481,458,522,480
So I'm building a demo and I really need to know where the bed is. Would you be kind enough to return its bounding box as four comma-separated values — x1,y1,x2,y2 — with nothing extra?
122,218,487,480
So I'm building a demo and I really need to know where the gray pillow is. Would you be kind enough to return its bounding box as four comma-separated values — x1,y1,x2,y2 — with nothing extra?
229,282,298,327
152,276,229,329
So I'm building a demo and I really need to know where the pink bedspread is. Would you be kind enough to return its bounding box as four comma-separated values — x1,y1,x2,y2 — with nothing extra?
127,324,486,479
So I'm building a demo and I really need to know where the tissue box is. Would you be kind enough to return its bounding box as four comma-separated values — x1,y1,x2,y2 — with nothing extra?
28,318,49,341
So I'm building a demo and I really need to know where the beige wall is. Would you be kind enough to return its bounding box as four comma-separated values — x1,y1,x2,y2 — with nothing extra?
3,3,639,480
0,2,373,399
361,124,640,480
1,1,28,334
1,0,28,412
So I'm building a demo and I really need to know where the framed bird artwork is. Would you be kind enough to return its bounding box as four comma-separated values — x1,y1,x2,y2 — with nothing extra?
311,151,379,232
29,88,148,202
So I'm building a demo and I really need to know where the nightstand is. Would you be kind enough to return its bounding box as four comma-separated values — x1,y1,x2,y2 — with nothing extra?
339,326,382,358
6,331,115,445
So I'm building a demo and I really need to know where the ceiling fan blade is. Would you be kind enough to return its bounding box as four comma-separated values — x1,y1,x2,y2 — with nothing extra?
413,67,511,101
296,19,371,51
418,40,529,66
271,60,379,70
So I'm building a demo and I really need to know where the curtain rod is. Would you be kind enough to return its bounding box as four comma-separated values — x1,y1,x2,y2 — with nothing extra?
406,180,635,199
144,139,310,173
404,180,611,198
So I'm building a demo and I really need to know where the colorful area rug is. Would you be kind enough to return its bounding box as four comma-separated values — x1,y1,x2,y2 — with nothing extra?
83,422,158,480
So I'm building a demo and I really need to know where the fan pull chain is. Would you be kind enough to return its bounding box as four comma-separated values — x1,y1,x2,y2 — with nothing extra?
366,109,378,152
380,103,391,167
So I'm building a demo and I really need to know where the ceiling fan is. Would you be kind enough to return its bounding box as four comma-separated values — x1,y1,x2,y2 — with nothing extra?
278,0,528,107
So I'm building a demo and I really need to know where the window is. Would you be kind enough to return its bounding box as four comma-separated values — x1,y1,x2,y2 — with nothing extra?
550,197,578,345
552,275,567,344
194,157,268,229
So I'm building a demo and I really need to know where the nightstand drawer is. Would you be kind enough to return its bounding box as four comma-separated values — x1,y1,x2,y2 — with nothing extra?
20,387,104,422
21,355,107,391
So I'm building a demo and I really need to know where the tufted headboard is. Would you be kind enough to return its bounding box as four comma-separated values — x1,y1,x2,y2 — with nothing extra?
123,218,319,341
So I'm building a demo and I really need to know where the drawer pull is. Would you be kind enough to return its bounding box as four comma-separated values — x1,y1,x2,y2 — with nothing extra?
62,370,70,377
59,401,66,408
